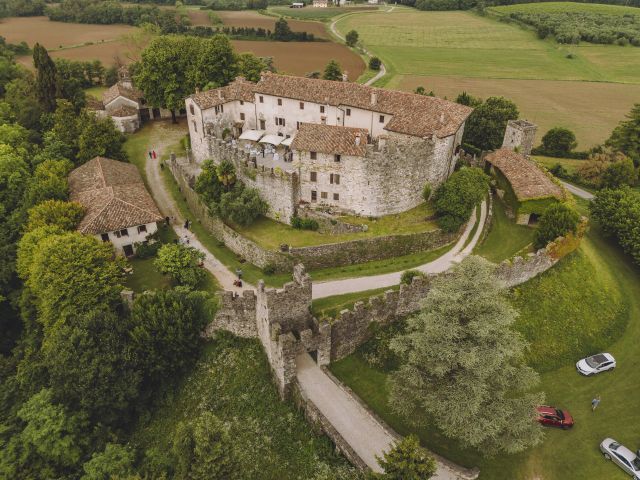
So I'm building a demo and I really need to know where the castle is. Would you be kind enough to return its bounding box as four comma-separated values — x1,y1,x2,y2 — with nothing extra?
185,72,473,222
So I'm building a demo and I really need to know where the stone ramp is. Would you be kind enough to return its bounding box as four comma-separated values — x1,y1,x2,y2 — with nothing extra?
295,353,479,479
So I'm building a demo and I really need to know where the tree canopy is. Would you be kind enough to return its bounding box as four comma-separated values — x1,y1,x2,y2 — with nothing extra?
323,60,343,81
534,202,580,249
155,243,206,288
389,256,544,454
374,435,436,480
462,96,519,151
432,167,489,232
539,127,577,157
606,103,640,166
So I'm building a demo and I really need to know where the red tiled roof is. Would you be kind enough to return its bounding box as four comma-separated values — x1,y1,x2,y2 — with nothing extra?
486,148,565,201
291,123,368,157
69,157,162,234
189,77,255,110
103,81,143,106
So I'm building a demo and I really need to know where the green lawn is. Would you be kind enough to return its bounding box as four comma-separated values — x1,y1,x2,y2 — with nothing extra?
332,222,640,480
491,1,640,16
311,285,399,319
533,155,586,176
474,196,535,263
84,85,107,98
131,333,358,479
233,203,437,250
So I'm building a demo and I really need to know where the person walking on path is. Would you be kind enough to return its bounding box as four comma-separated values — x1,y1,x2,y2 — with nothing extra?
148,151,153,159
152,150,157,159
592,395,601,412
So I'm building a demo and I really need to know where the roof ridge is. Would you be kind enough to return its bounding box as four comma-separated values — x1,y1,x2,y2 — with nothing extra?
111,192,161,219
77,188,115,233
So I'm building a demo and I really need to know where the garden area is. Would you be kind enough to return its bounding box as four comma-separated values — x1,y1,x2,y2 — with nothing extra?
331,214,640,480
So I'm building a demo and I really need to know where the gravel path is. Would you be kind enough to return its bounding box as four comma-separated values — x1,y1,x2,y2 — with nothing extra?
311,199,487,299
561,180,595,200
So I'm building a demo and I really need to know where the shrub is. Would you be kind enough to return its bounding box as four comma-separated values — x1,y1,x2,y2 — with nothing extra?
539,127,577,157
291,215,319,231
262,264,276,275
401,269,425,285
549,163,569,179
345,30,359,47
375,435,437,479
601,158,637,189
134,241,161,259
534,203,580,249
433,167,489,232
422,183,432,202
217,184,268,227
369,56,381,70
154,243,205,289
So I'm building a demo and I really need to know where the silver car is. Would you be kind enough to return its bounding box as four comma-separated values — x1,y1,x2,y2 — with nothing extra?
600,438,640,479
576,352,616,376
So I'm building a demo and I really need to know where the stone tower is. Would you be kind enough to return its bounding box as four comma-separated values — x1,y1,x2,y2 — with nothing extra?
502,119,537,157
117,65,133,90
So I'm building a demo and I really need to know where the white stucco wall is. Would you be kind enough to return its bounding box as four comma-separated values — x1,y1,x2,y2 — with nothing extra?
97,221,158,255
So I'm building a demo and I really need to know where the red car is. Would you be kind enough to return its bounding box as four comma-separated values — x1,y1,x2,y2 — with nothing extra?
536,406,574,429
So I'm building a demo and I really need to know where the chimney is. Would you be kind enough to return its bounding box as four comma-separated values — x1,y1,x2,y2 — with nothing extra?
342,72,348,82
195,87,200,94
218,89,223,100
355,133,361,146
440,112,445,123
370,91,377,106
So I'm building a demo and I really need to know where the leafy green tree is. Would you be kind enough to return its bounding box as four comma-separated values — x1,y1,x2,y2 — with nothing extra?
534,202,580,249
601,157,637,189
236,52,267,82
432,167,488,232
16,225,65,280
374,435,436,480
389,256,544,455
4,75,43,132
274,17,294,41
129,288,211,390
540,127,577,157
23,159,73,207
46,99,82,160
590,187,640,264
25,199,84,232
606,103,640,166
462,96,519,151
195,159,225,205
155,243,205,288
455,91,482,108
32,43,57,113
218,184,268,226
0,143,30,217
365,56,380,71
192,35,237,90
322,60,343,81
24,232,122,326
135,36,200,123
81,444,135,480
216,159,236,191
76,112,127,164
172,412,236,480
0,122,31,155
345,30,359,47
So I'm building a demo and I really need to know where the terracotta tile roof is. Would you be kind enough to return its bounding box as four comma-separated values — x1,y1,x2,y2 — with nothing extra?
108,105,139,117
189,77,255,109
102,81,143,106
190,72,472,138
486,148,565,201
291,123,368,157
69,157,162,235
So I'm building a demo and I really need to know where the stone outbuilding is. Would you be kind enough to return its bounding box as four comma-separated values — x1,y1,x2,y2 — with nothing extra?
69,156,163,256
485,148,566,225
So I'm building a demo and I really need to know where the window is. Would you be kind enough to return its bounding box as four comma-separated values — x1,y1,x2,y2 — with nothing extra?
240,100,244,105
192,121,197,133
100,233,109,242
310,171,317,182
137,225,147,234
379,115,385,123
276,117,285,127
189,104,195,115
334,154,341,162
346,108,351,116
240,112,245,121
277,98,283,106
321,192,328,199
330,173,340,185
311,190,317,202
260,119,266,130
299,102,304,110
296,121,301,130
320,105,325,113
120,229,129,237
310,151,317,160
259,96,264,103
333,193,339,201
214,105,223,114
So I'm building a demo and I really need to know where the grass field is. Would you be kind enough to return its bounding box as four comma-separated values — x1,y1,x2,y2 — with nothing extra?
132,333,358,479
534,155,586,176
216,10,329,38
233,203,437,249
475,196,535,263
311,285,399,319
331,221,640,480
491,1,640,16
231,39,364,78
335,7,640,147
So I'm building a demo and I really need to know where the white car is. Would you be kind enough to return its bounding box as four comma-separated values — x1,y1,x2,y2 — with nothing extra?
576,353,616,376
601,438,640,479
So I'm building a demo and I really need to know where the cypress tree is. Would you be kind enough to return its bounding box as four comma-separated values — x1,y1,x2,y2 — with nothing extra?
33,43,57,113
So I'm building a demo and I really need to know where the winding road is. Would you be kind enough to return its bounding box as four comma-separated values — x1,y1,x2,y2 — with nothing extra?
561,180,594,200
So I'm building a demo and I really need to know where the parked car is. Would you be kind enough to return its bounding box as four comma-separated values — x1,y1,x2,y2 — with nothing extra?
600,438,640,479
536,406,574,429
576,353,616,376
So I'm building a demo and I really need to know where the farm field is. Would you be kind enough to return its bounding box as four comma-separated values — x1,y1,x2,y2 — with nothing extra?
336,7,640,147
216,10,329,38
393,75,640,147
491,1,640,15
0,16,135,50
268,5,377,21
231,39,364,77
17,39,134,68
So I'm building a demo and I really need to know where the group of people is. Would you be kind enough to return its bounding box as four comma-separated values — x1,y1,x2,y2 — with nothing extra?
147,150,157,159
